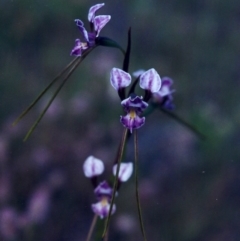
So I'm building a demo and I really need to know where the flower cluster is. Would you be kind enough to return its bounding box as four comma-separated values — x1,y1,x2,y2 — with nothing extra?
83,156,133,219
110,68,162,132
71,3,111,56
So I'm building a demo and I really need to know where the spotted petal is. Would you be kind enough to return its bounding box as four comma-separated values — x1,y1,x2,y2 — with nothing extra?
88,3,105,22
110,68,131,90
139,68,161,93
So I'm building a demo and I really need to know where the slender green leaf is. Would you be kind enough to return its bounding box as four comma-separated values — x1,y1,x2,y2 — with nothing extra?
12,57,80,126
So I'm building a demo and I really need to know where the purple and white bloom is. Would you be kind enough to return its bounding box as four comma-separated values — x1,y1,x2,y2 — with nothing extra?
71,3,111,56
139,68,161,93
110,68,131,90
110,68,161,132
153,77,175,110
83,156,104,178
113,162,133,182
92,181,116,219
120,96,148,133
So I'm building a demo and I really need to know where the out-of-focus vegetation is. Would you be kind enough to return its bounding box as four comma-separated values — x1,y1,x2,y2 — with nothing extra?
0,0,240,240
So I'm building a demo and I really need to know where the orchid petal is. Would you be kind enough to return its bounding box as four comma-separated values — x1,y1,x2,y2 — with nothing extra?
70,39,82,56
113,163,133,182
92,201,116,219
158,77,174,97
75,19,89,42
88,3,105,22
83,156,104,178
121,96,148,114
120,115,145,133
139,68,161,93
94,15,111,37
94,181,112,198
110,68,131,90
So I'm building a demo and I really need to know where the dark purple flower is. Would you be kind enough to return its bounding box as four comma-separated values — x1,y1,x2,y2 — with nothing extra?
71,3,111,56
92,181,116,219
120,96,148,133
153,77,175,110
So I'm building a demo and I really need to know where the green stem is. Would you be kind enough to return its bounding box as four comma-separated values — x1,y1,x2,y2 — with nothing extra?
85,214,98,241
23,48,95,141
102,128,128,239
12,57,80,126
134,130,147,241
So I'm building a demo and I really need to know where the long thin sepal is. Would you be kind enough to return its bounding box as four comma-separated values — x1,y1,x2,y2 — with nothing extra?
159,106,206,140
144,104,205,140
122,28,131,73
134,130,147,241
95,36,125,55
85,214,98,241
12,57,80,126
117,28,132,101
23,48,95,141
101,128,128,239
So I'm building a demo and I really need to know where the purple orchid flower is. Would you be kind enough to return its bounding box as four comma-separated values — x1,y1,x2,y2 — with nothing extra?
91,181,116,219
83,156,133,218
153,77,175,110
120,96,148,133
71,3,111,56
110,68,161,132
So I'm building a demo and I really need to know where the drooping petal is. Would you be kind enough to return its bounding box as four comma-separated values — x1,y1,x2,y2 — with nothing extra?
139,68,161,93
74,19,89,42
120,114,145,133
92,200,116,219
110,68,131,90
94,15,111,37
70,39,83,56
83,156,104,178
113,163,133,182
88,3,105,22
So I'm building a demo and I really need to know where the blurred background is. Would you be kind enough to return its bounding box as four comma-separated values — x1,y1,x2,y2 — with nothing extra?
1,0,240,240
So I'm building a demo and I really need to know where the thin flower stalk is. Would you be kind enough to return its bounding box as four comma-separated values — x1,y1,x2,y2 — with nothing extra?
102,127,128,239
23,48,95,141
134,130,147,241
85,214,98,241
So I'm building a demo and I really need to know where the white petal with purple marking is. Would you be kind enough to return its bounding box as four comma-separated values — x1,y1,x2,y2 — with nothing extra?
110,68,131,90
139,68,161,93
83,156,104,178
